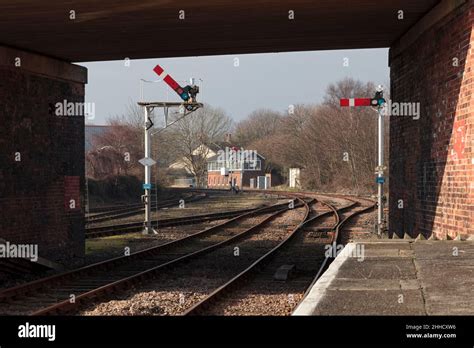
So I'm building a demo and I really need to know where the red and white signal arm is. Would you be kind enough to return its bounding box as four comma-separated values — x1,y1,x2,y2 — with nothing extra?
153,64,190,101
340,98,372,107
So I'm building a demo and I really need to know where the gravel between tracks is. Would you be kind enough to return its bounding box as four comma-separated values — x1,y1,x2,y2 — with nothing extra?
80,206,307,316
84,219,229,265
185,201,377,316
87,193,286,227
193,202,335,316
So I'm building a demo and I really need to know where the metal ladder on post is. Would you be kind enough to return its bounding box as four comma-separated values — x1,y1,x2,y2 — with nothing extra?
151,183,159,230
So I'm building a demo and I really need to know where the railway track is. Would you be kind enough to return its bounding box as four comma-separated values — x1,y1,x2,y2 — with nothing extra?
0,198,306,315
0,190,376,317
85,203,282,239
86,191,189,214
183,196,375,315
80,197,313,315
87,203,131,214
86,193,206,224
300,198,377,297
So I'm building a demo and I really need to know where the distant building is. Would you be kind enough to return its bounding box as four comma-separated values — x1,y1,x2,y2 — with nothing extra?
168,144,218,173
168,144,220,187
207,148,266,189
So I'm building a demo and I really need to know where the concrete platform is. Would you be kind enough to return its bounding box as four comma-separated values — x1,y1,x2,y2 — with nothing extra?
293,240,474,315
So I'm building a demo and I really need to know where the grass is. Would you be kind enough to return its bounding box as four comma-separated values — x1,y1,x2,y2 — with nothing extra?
85,233,143,255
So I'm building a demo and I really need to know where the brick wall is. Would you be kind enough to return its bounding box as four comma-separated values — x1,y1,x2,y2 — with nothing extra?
389,1,474,239
0,46,87,264
207,170,267,188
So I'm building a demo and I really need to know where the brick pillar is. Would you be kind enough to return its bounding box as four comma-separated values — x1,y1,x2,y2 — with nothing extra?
0,45,87,264
389,1,474,240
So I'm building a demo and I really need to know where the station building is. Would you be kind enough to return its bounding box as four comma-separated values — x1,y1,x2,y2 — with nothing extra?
207,149,266,188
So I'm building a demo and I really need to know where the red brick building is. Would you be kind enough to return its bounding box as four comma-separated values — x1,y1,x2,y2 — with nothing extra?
207,150,266,189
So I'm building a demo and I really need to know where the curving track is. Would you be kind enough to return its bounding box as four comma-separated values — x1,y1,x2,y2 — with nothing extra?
0,190,376,316
183,193,375,316
80,196,312,315
0,198,306,315
86,193,206,224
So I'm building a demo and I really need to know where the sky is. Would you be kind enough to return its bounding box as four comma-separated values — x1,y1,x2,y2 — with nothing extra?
79,48,389,125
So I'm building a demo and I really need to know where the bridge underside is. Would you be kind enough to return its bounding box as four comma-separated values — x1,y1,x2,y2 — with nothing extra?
0,0,438,61
0,0,473,265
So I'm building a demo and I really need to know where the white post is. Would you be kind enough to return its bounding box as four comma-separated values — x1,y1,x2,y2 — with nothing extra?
377,106,385,235
143,106,154,234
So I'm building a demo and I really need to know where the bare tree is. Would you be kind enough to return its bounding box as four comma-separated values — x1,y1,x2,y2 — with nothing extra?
165,104,232,187
234,109,283,146
86,119,142,180
232,78,384,194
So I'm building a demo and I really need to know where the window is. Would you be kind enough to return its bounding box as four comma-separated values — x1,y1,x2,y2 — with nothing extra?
208,161,220,171
209,159,262,172
243,159,261,170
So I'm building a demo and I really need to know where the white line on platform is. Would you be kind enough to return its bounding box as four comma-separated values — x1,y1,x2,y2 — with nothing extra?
292,243,356,316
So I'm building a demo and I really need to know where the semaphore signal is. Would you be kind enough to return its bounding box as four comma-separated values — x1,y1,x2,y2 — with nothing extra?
340,90,385,108
138,65,203,234
340,98,372,107
340,85,387,235
153,64,199,103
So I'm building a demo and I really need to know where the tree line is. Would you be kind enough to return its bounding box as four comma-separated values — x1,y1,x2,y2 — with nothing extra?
86,78,388,194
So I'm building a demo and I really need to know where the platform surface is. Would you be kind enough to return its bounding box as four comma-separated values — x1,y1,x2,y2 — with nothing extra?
293,240,474,315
